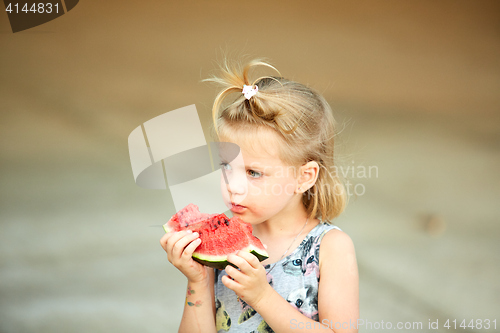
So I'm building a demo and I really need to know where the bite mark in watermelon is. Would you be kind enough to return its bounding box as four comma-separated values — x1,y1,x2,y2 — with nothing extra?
164,204,268,270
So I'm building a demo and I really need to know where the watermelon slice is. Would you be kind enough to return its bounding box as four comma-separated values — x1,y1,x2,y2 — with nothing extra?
163,204,268,270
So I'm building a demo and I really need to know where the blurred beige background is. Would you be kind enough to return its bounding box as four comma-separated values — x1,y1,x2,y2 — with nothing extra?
1,1,499,332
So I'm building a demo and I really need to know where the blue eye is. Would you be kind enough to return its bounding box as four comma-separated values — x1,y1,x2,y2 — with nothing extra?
292,259,302,266
247,170,262,178
220,162,261,178
219,162,231,170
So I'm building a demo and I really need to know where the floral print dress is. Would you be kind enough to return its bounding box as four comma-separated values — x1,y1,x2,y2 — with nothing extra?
214,222,341,332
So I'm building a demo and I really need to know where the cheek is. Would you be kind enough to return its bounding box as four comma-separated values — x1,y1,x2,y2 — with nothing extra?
261,177,296,198
247,180,263,197
220,175,230,201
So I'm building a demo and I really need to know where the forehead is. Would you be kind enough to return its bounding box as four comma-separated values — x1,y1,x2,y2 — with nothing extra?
218,125,284,166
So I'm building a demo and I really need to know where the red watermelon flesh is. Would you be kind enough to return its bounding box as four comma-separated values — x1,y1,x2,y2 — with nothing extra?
163,204,268,270
163,203,218,232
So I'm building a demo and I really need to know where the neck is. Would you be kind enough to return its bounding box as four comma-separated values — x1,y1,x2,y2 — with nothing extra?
253,201,315,239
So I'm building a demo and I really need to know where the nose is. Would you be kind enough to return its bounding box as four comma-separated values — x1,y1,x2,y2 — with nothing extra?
225,171,247,196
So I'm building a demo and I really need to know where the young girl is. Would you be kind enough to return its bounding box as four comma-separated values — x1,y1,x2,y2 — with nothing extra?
160,60,359,332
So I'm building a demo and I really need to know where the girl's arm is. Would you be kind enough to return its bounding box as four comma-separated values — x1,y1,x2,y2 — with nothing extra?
160,230,216,333
223,229,359,333
317,229,359,332
178,268,216,333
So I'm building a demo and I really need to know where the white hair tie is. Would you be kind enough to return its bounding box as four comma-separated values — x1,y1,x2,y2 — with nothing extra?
242,84,258,100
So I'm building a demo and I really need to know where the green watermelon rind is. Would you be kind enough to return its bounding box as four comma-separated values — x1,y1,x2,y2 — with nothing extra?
193,252,264,270
192,244,269,270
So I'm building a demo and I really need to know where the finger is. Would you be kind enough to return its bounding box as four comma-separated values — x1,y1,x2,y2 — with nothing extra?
225,264,246,282
237,251,261,270
182,237,202,258
221,274,240,292
165,230,192,256
227,252,252,273
171,231,200,260
159,232,174,248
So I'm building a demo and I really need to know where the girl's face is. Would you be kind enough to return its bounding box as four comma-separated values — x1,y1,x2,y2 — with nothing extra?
219,129,301,225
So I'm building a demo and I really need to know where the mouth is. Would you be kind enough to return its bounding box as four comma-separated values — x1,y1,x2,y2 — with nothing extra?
230,202,247,213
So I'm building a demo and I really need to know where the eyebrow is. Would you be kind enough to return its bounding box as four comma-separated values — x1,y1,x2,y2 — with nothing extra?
246,165,264,170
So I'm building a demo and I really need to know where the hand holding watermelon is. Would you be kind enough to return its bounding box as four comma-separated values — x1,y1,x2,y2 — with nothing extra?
222,250,274,308
160,229,211,284
161,204,269,270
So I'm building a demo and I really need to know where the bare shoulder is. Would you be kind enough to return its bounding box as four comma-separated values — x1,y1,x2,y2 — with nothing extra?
318,228,356,269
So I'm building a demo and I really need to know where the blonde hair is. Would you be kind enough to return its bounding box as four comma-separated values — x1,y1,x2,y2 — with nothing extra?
205,59,348,222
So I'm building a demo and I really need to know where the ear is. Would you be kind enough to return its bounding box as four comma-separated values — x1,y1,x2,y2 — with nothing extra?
296,161,320,193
